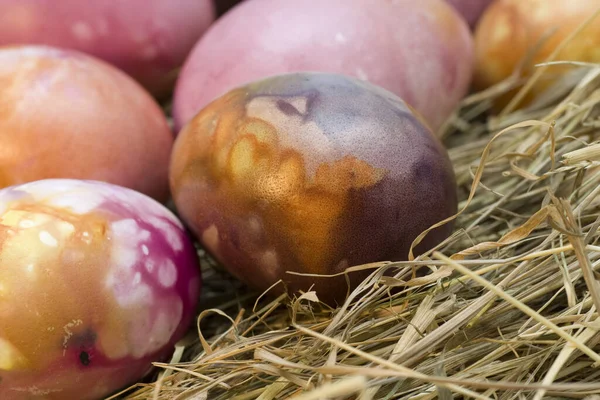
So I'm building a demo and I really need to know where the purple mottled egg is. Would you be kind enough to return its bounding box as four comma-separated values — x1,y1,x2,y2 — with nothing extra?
0,179,200,400
170,72,457,304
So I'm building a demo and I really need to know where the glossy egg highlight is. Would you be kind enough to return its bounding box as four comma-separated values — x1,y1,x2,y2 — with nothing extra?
172,0,473,133
170,73,458,304
474,0,600,108
0,45,173,201
0,179,201,400
0,0,216,97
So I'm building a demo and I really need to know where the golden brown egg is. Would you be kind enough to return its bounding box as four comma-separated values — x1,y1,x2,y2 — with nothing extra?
170,72,458,304
474,0,600,109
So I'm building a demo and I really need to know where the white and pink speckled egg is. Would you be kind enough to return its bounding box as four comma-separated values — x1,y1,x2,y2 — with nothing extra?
0,179,201,400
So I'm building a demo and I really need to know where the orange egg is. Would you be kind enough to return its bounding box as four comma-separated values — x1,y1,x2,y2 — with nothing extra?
474,0,600,109
0,46,173,201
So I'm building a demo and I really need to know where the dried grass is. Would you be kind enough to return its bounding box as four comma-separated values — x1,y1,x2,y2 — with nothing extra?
117,21,600,400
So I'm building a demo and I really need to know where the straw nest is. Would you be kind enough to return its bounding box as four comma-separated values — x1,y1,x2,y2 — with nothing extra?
115,30,600,400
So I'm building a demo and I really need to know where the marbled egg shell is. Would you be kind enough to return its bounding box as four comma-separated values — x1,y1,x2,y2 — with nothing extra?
172,0,473,133
0,45,173,201
0,0,215,97
0,179,200,400
170,72,457,304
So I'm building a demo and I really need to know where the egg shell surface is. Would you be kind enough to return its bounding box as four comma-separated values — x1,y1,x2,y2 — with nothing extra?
170,72,458,304
172,0,473,133
0,45,173,201
0,179,201,400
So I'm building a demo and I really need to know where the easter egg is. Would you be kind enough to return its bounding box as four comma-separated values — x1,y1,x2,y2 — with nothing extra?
172,0,473,133
170,72,457,304
0,179,201,400
0,45,173,201
474,0,600,109
0,0,215,97
445,0,493,27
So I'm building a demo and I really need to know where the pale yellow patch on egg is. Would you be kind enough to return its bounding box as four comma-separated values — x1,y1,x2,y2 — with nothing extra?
201,224,220,255
490,18,511,46
229,136,257,180
0,337,27,370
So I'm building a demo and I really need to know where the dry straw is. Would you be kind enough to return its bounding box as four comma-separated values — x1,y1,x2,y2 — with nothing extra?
118,17,600,400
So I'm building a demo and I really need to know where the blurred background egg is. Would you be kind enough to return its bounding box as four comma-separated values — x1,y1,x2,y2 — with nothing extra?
172,0,474,133
446,0,494,28
0,179,201,400
0,0,216,97
0,46,173,201
474,0,600,110
170,72,457,304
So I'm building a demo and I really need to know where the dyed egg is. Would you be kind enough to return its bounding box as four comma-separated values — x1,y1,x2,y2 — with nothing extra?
0,0,215,97
445,0,493,27
172,0,473,133
0,179,200,400
170,73,457,304
0,46,173,201
474,0,600,109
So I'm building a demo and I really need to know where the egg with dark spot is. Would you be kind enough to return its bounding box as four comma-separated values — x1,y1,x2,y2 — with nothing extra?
170,73,457,304
0,179,201,400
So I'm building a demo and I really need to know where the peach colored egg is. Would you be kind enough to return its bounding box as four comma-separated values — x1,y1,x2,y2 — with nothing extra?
170,73,457,304
0,45,173,201
446,0,493,27
474,0,600,109
0,0,215,97
0,179,201,400
172,0,473,133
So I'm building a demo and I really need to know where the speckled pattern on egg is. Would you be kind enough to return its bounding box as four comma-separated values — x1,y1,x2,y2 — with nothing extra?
170,72,457,304
0,179,200,400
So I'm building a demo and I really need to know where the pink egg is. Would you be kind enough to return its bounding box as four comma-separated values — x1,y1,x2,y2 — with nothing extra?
0,179,201,400
173,0,473,133
0,0,215,97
